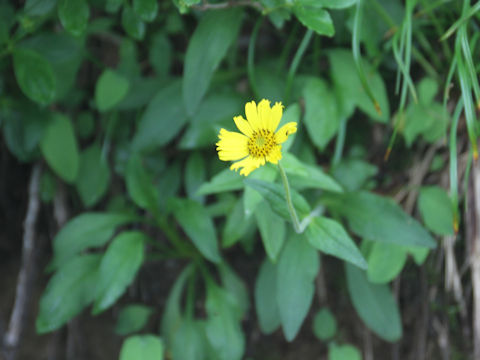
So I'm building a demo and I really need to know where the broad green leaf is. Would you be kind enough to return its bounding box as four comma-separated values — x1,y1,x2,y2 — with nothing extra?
125,154,159,211
171,319,206,360
115,305,153,336
105,0,122,12
36,254,101,333
13,48,56,105
219,263,249,319
24,0,57,16
255,259,281,334
197,169,243,195
93,231,146,314
367,242,407,284
407,245,430,265
328,344,362,360
205,283,245,360
149,32,172,76
183,8,243,115
122,4,145,40
255,201,286,262
244,164,278,216
418,186,454,235
303,78,340,149
76,144,110,208
418,77,438,105
328,49,389,122
185,152,206,202
297,0,356,8
283,153,343,192
323,191,436,248
119,335,163,360
40,113,79,183
132,81,188,152
345,263,402,342
281,103,301,152
50,212,136,270
293,5,334,36
170,198,221,263
331,158,377,191
403,103,448,146
277,234,319,341
133,0,158,22
58,0,89,36
245,178,311,222
313,308,337,341
306,217,367,269
95,69,130,112
161,265,193,340
222,199,252,248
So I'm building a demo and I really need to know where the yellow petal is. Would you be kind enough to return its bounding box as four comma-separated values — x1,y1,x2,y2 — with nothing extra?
230,156,265,176
271,102,284,131
216,129,249,161
257,99,272,130
233,115,253,137
245,101,261,131
275,122,297,144
266,145,282,164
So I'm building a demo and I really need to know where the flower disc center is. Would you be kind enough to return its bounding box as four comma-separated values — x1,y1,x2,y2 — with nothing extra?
248,129,276,158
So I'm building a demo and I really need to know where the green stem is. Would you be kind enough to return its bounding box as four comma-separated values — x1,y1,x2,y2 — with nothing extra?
332,118,347,166
284,28,314,104
278,162,301,233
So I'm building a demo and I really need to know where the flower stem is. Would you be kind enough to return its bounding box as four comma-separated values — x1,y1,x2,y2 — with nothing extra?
278,162,301,233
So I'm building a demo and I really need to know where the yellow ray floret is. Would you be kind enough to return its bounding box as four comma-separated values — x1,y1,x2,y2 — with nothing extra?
216,99,297,176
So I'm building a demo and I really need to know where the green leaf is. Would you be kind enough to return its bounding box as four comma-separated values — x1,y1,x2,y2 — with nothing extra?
245,178,311,222
281,103,301,152
312,308,337,341
219,263,249,319
205,283,245,360
255,259,281,334
407,245,430,265
293,5,334,37
75,144,110,208
119,335,163,360
306,217,367,269
149,32,172,76
122,4,146,40
331,158,377,191
115,305,153,336
36,254,101,333
277,234,319,341
222,199,252,248
328,49,389,122
197,169,243,196
328,344,362,360
171,319,206,360
170,198,221,263
283,153,343,192
13,48,56,105
93,231,146,314
125,154,159,211
303,77,340,149
345,263,402,342
58,0,89,36
367,242,407,284
185,152,206,202
50,212,136,270
133,0,157,22
183,8,243,116
418,77,438,105
24,0,57,16
40,113,79,183
323,191,436,248
255,201,286,262
418,186,454,236
132,81,187,152
95,69,130,112
244,165,278,216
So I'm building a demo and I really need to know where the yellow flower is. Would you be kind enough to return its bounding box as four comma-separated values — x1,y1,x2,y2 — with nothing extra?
216,99,297,176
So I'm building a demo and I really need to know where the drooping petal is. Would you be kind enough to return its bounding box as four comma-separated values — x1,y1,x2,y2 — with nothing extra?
270,102,284,131
233,115,253,137
257,99,272,130
230,156,265,176
245,101,261,131
266,145,282,164
275,122,297,144
216,128,249,160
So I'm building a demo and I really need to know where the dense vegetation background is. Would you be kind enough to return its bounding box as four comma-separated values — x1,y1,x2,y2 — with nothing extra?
1,0,479,359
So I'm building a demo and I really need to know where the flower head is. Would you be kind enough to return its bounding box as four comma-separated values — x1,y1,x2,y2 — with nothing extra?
216,99,297,176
